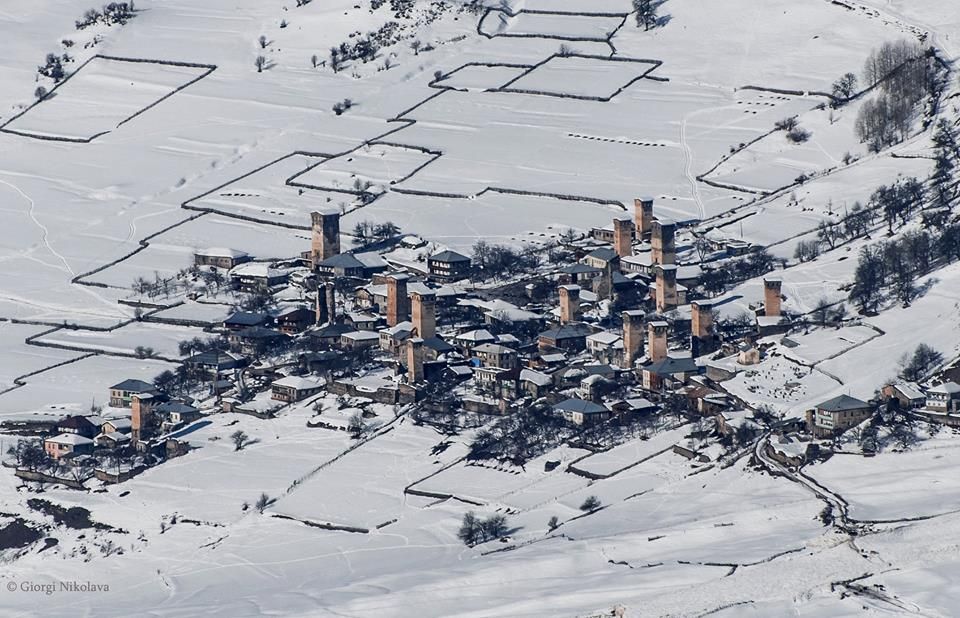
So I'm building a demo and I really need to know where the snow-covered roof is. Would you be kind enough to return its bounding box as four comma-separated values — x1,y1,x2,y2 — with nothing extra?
45,433,93,446
229,262,287,279
273,376,324,390
929,382,960,395
473,343,516,355
381,321,414,337
520,369,552,386
342,331,379,341
587,331,622,345
197,247,248,258
456,328,495,343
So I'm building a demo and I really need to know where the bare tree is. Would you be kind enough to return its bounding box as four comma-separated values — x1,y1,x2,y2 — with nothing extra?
255,55,267,73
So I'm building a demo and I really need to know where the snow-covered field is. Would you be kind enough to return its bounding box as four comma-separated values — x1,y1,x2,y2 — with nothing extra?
1,0,960,615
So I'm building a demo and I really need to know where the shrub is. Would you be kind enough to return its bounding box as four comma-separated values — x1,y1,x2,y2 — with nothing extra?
579,496,601,512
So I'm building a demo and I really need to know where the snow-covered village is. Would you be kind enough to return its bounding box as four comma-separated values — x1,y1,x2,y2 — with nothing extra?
2,0,960,616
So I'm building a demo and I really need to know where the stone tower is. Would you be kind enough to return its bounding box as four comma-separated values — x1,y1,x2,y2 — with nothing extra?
655,265,678,313
634,197,654,239
386,273,410,326
131,394,154,443
407,337,424,383
410,290,436,340
310,210,340,268
764,278,782,317
621,310,644,369
648,321,669,363
613,216,634,258
651,219,676,266
558,284,580,324
691,300,713,339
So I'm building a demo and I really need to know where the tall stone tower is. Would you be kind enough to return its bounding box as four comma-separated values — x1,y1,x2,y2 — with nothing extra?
764,278,782,317
621,310,644,369
310,210,340,268
613,216,634,258
691,300,713,339
648,321,669,363
386,273,410,326
410,290,436,339
655,265,678,313
407,337,424,383
325,281,337,324
634,197,654,240
131,394,154,443
558,284,580,324
651,219,676,266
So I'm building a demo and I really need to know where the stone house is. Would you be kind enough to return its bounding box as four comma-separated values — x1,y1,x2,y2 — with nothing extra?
194,247,250,270
109,379,158,408
553,398,611,426
271,376,325,403
806,394,873,437
427,250,471,281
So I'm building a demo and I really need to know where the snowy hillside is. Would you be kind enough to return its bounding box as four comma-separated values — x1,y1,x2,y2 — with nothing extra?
1,0,960,616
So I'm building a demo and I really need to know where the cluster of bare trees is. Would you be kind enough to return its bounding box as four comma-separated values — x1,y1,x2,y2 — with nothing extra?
849,223,960,312
75,2,135,30
855,40,936,152
699,249,779,297
471,240,542,281
457,512,509,546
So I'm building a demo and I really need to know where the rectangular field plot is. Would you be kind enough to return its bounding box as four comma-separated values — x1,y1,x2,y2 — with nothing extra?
188,154,360,228
482,11,625,41
779,325,880,366
2,56,214,142
32,322,209,360
0,322,82,394
287,143,439,195
502,55,658,100
272,422,466,529
438,64,531,91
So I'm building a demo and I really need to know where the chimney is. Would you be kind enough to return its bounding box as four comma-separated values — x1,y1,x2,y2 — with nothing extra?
621,310,644,369
634,197,654,239
651,219,676,266
648,321,669,363
407,337,424,383
310,210,340,268
613,216,634,258
558,284,580,324
691,300,713,339
655,265,678,313
764,278,782,317
325,281,337,324
410,290,436,339
386,273,410,326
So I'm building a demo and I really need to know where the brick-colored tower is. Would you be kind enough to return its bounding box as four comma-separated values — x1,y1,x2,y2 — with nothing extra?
613,216,634,258
651,219,676,266
634,197,654,239
621,310,644,369
131,394,154,442
691,300,713,339
648,320,669,363
386,273,410,326
558,284,580,324
764,278,782,317
410,290,436,339
407,337,424,383
310,210,340,268
655,265,678,313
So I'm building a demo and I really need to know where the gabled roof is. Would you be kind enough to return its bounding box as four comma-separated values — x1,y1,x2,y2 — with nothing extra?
646,356,699,376
109,379,156,393
560,263,602,275
381,321,414,337
539,323,592,341
473,343,516,355
928,381,960,395
57,415,96,430
224,311,269,326
155,401,199,415
272,376,325,390
456,329,495,343
196,247,248,258
45,433,93,446
186,350,245,368
422,337,455,353
585,247,617,261
817,394,870,412
520,368,552,386
430,250,470,263
319,253,366,269
102,418,132,430
553,398,608,414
